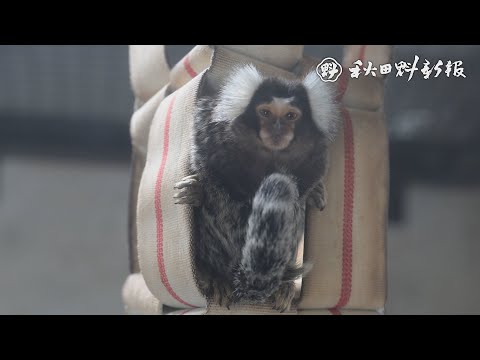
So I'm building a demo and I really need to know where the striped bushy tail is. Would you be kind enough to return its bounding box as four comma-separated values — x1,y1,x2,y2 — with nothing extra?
233,173,305,303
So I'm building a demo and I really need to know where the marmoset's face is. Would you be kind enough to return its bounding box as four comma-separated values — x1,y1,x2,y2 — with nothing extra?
255,97,302,151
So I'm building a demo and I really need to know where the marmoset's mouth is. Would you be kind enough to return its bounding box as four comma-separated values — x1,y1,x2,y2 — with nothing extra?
259,128,294,151
262,138,292,151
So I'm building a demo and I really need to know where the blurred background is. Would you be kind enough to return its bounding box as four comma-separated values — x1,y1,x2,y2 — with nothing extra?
0,45,478,314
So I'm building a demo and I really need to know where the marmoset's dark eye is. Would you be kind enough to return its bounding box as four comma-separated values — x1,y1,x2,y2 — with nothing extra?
260,109,271,118
286,112,297,120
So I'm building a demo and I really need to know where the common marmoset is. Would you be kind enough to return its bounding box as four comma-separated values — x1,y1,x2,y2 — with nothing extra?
174,64,341,312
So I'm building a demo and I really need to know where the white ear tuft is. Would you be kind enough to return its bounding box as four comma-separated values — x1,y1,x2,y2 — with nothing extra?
302,71,341,141
215,64,264,121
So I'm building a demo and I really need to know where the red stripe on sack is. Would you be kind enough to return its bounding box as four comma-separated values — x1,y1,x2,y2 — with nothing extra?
334,108,355,309
155,96,195,308
329,308,342,316
183,55,198,78
329,45,362,312
358,45,367,63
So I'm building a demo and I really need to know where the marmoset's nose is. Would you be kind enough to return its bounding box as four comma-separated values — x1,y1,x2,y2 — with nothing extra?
273,119,282,132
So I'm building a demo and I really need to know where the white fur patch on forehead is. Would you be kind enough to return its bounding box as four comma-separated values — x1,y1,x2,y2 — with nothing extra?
272,97,294,104
215,64,264,121
264,97,300,118
302,71,340,141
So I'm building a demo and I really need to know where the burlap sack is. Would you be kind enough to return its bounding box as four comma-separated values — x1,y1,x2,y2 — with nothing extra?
129,46,214,274
299,108,388,310
204,307,380,315
343,76,384,111
137,75,207,308
129,45,171,106
223,45,304,70
128,45,390,314
169,45,213,91
122,273,163,315
341,44,392,109
169,308,380,315
129,87,169,272
121,275,380,315
128,45,172,273
298,45,390,310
